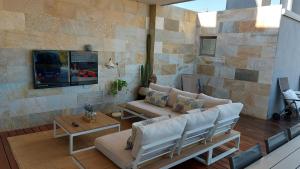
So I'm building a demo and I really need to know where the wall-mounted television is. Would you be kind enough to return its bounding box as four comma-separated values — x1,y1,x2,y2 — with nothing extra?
33,50,98,89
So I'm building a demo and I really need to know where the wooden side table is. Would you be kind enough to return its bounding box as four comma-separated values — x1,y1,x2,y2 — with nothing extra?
54,113,120,154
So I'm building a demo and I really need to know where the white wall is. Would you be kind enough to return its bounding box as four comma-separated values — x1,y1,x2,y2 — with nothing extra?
269,15,300,117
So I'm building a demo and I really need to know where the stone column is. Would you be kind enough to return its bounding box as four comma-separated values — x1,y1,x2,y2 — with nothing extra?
149,5,156,75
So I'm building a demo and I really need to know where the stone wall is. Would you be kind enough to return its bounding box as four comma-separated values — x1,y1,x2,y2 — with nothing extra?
153,5,197,87
196,5,282,119
0,0,149,131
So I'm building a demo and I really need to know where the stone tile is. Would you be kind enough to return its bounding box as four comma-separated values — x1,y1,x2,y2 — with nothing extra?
234,68,259,82
156,16,164,30
215,66,235,79
223,78,245,91
247,57,273,71
164,18,179,32
0,10,25,31
2,0,44,14
237,45,262,58
237,20,266,33
197,64,215,76
225,57,248,69
161,64,177,75
218,21,237,33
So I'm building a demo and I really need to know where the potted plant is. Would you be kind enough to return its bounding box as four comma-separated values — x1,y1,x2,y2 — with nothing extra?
110,79,128,96
139,34,153,96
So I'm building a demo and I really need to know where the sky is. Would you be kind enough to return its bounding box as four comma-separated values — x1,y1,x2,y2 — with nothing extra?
173,0,281,12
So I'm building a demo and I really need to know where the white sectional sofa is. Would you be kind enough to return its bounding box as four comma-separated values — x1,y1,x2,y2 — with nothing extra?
94,84,243,169
123,83,232,119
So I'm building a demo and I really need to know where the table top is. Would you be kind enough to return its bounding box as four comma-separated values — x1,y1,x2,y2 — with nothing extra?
54,113,120,134
246,135,300,169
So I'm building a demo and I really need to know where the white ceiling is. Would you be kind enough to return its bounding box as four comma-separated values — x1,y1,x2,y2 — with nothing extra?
135,0,194,6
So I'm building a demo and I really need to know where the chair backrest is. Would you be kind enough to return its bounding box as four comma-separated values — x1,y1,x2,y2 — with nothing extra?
229,144,263,169
288,124,300,140
181,74,200,93
265,130,289,154
278,77,290,93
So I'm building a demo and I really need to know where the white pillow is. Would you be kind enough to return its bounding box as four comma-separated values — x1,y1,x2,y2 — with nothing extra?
127,116,170,150
183,108,219,132
131,116,187,158
167,88,198,107
216,103,243,122
198,93,232,108
149,83,172,93
283,89,300,109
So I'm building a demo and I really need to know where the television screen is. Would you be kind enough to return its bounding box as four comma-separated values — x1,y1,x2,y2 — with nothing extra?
70,51,98,85
33,50,70,89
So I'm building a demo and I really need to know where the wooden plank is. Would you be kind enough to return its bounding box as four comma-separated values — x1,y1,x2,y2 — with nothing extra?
0,133,11,169
0,132,19,169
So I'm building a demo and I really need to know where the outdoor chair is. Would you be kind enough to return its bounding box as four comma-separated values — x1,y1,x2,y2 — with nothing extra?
265,130,289,154
288,123,300,140
229,144,263,169
181,74,201,93
276,77,300,119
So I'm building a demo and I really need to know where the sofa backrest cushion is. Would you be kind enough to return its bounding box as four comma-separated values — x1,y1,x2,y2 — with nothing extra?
149,83,172,93
127,116,170,150
183,107,219,132
145,90,169,107
198,93,232,108
172,95,204,113
216,103,244,122
167,88,198,107
132,116,187,158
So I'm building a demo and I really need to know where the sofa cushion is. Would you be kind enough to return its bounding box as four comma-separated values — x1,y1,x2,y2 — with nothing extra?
132,116,187,158
172,95,204,113
149,83,172,93
145,90,169,107
126,100,181,118
198,93,232,108
183,108,219,132
216,103,244,122
127,116,170,150
167,88,198,107
95,129,133,169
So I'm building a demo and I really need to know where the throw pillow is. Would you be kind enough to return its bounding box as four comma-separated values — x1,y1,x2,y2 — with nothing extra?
149,83,172,93
145,90,169,107
125,116,169,150
198,93,232,108
173,95,204,113
167,88,198,107
282,89,300,109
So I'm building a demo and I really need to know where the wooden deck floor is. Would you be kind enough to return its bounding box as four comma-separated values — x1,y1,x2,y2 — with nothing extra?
0,115,299,169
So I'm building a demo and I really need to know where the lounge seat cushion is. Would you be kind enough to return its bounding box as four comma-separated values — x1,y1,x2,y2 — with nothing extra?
95,129,133,169
198,93,232,108
183,108,219,132
132,116,187,158
149,83,172,93
282,89,300,108
167,88,199,107
126,100,181,118
216,103,244,122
